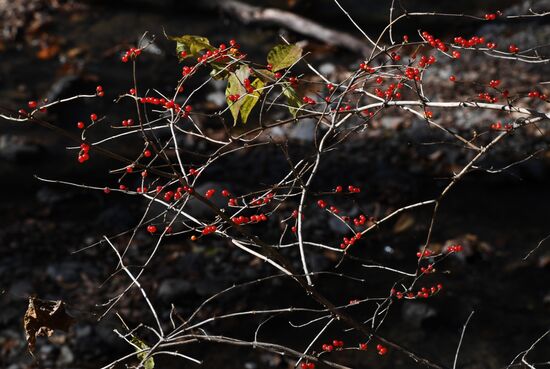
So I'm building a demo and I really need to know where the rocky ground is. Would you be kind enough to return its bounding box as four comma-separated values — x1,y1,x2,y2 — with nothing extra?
1,1,550,369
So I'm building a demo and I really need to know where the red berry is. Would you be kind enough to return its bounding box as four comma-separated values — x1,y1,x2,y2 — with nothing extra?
28,101,38,109
90,113,98,121
144,150,152,158
77,121,85,129
147,225,157,234
508,44,519,53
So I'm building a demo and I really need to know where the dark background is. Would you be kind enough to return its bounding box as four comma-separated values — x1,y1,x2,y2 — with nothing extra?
1,1,549,368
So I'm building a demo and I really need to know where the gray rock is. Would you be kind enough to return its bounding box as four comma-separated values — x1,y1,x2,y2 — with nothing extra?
402,302,437,327
206,91,227,108
288,118,316,142
157,278,193,301
0,135,41,161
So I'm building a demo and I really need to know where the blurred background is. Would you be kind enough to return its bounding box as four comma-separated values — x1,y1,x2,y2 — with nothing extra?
1,1,550,368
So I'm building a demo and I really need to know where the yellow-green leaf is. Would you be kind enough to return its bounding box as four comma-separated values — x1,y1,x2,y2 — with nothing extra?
282,85,304,118
170,35,215,60
225,65,250,124
267,44,303,72
254,68,276,83
131,336,155,369
240,78,265,124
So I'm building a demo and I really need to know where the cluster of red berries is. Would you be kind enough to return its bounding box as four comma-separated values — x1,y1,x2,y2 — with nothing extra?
489,79,501,88
136,186,149,193
146,224,173,234
347,185,361,193
490,121,502,130
335,104,352,112
77,143,90,163
445,244,464,253
121,47,141,63
353,214,368,226
300,362,315,369
420,263,435,274
121,118,134,127
453,35,487,49
232,214,268,225
243,78,255,94
250,192,274,206
195,46,229,65
390,51,401,61
373,82,403,100
317,200,327,208
421,31,449,52
322,340,344,352
202,225,217,235
416,249,434,258
138,96,192,117
96,85,104,97
406,67,421,80
361,108,374,117
340,232,362,249
161,186,194,202
359,63,376,73
508,44,520,53
391,284,443,299
484,12,500,20
302,96,316,105
376,344,388,355
328,205,339,214
205,189,216,199
528,90,548,100
478,92,498,103
227,94,240,102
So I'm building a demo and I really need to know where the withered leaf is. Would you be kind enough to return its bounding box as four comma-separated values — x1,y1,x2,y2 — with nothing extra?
23,297,75,354
393,213,415,234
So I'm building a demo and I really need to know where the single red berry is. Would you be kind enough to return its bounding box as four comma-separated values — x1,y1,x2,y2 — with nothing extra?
28,101,38,109
144,150,152,158
449,75,456,82
90,113,98,121
147,225,157,234
103,187,111,194
508,44,519,53
77,121,85,129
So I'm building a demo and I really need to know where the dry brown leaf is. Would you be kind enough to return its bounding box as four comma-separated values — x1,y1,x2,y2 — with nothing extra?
36,44,60,60
393,213,415,234
23,297,75,354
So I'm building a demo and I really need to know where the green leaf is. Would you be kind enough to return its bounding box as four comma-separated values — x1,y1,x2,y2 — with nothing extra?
282,85,304,118
267,44,303,72
170,35,215,60
131,336,155,369
225,65,250,124
240,78,265,124
210,62,230,80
